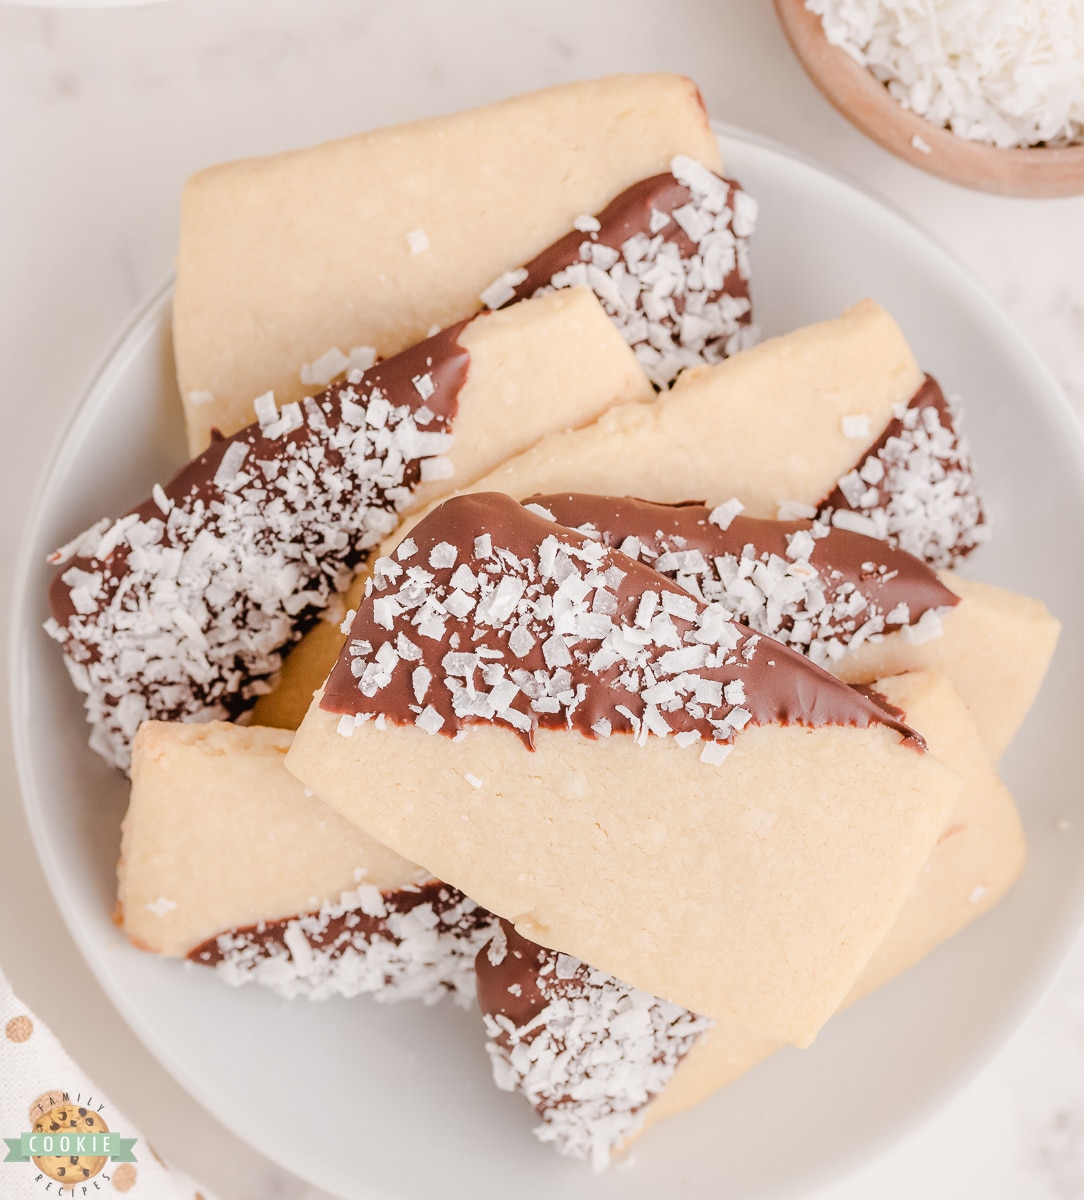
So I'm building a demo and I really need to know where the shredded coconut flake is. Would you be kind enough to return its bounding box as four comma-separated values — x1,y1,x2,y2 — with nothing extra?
842,414,872,440
483,939,712,1169
300,347,351,386
480,268,530,310
348,346,378,373
47,345,462,772
818,382,987,568
202,884,497,1005
700,741,732,767
708,497,744,530
342,509,782,758
515,160,757,388
808,0,1084,149
253,391,278,429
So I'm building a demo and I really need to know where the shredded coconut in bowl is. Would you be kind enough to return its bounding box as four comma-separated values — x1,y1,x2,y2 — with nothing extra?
807,0,1084,149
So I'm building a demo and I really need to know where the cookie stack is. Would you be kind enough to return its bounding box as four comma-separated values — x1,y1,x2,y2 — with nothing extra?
45,74,1059,1168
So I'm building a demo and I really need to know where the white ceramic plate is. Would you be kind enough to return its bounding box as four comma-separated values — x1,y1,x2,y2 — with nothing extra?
12,128,1084,1200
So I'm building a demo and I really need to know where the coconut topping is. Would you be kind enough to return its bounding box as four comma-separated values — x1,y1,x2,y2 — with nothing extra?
46,323,471,772
488,156,757,388
300,345,378,388
817,375,987,568
320,493,922,750
528,493,959,669
808,0,1084,149
476,920,711,1169
189,879,497,1006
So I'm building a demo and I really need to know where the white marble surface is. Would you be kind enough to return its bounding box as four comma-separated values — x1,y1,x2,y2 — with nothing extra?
0,2,1082,1197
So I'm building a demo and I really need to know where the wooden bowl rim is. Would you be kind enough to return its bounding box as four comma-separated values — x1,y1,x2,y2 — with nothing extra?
774,0,1084,198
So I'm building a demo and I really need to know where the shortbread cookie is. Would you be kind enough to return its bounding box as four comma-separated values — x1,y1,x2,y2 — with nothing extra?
174,73,720,452
287,493,960,1045
462,300,924,515
450,302,983,568
496,155,756,387
842,671,1025,996
120,721,494,1004
476,920,712,1169
47,291,650,771
640,668,1026,1132
478,669,1023,1153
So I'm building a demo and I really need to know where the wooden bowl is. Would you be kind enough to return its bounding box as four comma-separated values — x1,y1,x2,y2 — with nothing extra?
774,0,1084,197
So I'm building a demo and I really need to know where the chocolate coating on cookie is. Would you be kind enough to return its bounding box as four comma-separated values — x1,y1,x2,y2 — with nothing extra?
46,323,470,772
498,157,756,388
818,374,987,568
527,492,959,666
476,919,710,1167
321,492,923,750
189,879,496,1005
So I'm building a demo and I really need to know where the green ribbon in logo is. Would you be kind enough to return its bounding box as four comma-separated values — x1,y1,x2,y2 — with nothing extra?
3,1132,137,1162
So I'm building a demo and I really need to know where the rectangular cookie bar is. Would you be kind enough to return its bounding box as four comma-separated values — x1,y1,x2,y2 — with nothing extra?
174,73,720,452
119,721,494,1004
463,299,924,515
286,493,961,1046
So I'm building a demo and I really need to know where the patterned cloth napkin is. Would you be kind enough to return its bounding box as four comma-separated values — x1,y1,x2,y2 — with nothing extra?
1,966,214,1199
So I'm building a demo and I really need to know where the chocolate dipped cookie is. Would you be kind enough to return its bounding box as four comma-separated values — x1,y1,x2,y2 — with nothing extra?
286,493,961,1046
47,290,651,771
464,300,987,567
259,482,1058,760
120,721,494,1004
174,73,723,452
